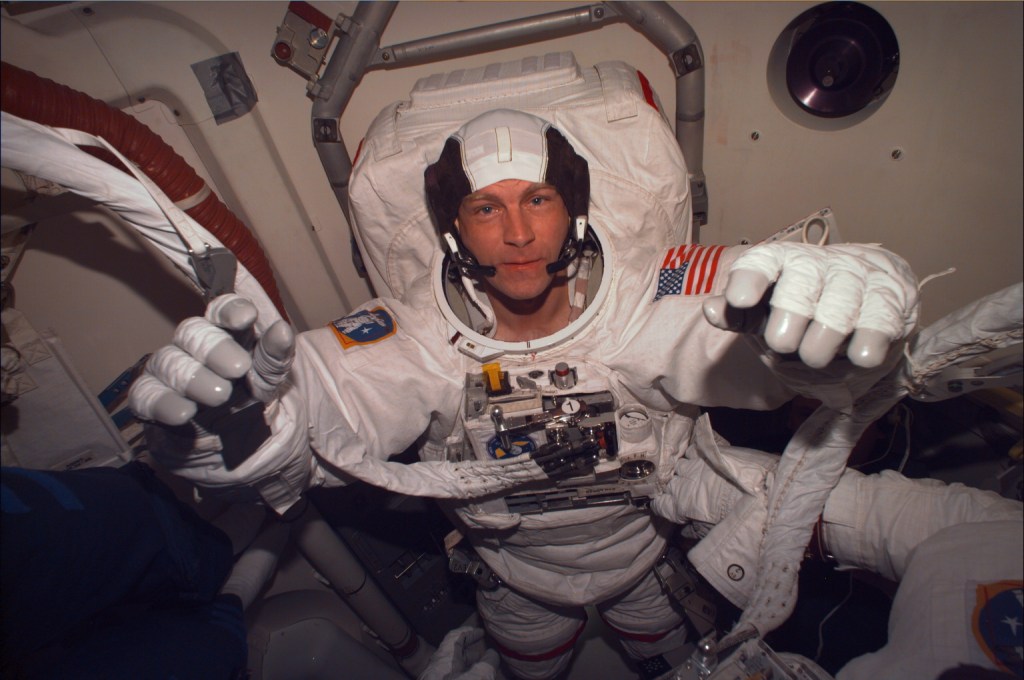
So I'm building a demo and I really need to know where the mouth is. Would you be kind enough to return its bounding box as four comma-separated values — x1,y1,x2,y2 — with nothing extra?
501,259,544,271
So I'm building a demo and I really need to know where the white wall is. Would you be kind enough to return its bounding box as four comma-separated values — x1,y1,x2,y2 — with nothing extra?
1,1,1021,392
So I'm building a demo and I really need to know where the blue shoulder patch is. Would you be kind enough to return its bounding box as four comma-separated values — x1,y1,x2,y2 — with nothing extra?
329,307,397,349
972,580,1023,677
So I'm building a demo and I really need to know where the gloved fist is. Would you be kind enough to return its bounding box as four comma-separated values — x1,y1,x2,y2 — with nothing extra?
127,295,312,514
703,243,919,369
418,626,499,680
129,294,295,426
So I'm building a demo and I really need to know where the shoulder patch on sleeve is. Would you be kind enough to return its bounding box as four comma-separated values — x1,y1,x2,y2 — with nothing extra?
329,307,397,349
654,244,726,301
972,580,1023,676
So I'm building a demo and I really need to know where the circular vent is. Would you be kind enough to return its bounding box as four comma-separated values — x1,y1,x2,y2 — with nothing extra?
768,2,899,130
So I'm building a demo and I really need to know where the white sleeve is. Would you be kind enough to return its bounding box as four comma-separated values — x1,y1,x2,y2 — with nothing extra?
835,519,1023,680
291,300,463,471
292,300,548,499
682,446,1022,608
822,468,1023,581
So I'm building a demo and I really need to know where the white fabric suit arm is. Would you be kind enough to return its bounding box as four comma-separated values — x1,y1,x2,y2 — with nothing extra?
290,299,548,498
131,294,546,513
653,440,1022,605
821,468,1023,581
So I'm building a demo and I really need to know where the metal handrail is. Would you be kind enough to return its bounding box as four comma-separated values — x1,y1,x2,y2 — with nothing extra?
309,1,707,262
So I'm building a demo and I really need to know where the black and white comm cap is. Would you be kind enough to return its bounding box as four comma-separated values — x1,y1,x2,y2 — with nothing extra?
424,109,590,276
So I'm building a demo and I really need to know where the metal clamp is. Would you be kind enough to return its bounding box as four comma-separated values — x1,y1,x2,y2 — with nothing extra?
449,546,500,590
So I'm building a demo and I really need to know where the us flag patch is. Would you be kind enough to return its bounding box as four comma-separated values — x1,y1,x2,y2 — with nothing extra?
654,244,726,301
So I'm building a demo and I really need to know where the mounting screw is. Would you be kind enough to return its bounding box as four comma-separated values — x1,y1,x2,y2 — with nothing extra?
593,6,605,19
381,50,390,61
308,28,329,49
891,147,904,161
750,131,761,141
82,6,94,15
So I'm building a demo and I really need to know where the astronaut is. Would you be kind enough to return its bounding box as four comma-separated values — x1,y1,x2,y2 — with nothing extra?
130,109,1022,680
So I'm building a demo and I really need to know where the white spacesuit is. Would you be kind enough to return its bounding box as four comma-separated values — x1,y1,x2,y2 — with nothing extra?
130,109,1021,680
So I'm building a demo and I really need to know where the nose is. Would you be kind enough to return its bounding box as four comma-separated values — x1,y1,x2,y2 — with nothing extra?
503,207,535,247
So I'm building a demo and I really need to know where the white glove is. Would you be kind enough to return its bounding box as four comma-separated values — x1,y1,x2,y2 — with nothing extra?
128,295,309,513
418,627,499,680
129,294,295,425
703,243,919,369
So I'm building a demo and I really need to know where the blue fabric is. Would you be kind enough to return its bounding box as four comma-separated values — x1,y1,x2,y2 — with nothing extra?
2,467,85,510
1,462,244,679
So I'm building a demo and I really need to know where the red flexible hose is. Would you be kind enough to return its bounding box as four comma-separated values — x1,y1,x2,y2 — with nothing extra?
0,61,289,320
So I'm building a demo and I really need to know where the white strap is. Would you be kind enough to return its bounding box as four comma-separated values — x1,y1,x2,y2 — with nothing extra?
45,125,214,258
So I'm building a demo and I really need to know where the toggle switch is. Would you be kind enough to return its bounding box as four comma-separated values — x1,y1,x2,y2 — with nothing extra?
490,405,512,451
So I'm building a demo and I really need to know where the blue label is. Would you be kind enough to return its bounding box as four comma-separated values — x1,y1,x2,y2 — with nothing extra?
487,435,537,460
330,307,397,348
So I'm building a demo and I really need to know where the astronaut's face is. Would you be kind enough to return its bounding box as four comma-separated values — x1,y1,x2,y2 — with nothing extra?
456,179,570,303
